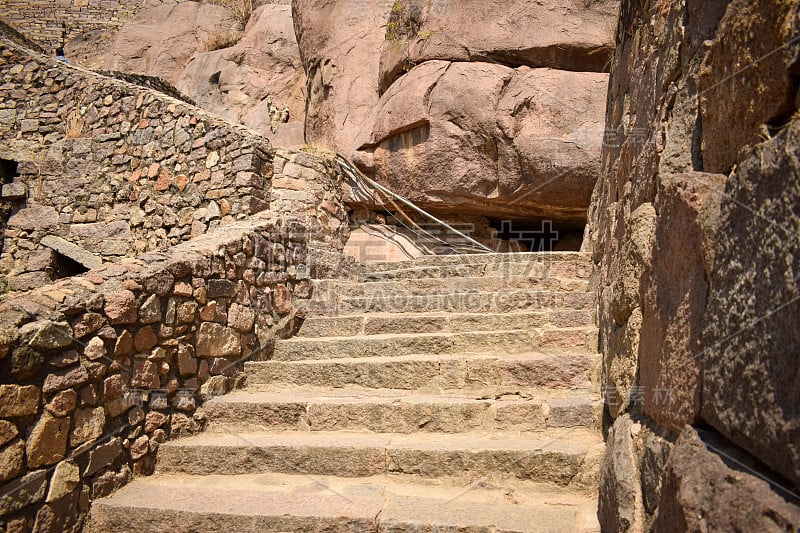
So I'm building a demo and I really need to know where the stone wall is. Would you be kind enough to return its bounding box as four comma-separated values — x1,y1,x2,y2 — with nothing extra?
0,35,352,531
0,214,329,531
0,0,181,52
0,38,349,294
584,0,800,530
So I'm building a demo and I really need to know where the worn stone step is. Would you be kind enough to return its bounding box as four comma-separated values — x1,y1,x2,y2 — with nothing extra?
297,310,595,337
275,330,530,361
363,251,591,272
245,352,598,390
275,328,597,361
309,290,595,315
361,256,591,282
89,473,600,532
202,388,597,433
315,275,590,298
155,430,603,487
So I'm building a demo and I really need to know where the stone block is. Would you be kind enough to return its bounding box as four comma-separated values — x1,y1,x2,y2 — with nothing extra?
1,182,26,199
40,235,103,269
701,120,800,487
26,413,69,468
0,384,40,417
196,322,241,358
640,172,724,427
598,414,644,533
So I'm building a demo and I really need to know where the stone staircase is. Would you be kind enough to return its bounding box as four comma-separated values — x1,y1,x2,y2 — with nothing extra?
89,252,603,532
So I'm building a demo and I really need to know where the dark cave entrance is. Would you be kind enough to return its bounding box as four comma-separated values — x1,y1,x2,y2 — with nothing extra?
487,218,585,252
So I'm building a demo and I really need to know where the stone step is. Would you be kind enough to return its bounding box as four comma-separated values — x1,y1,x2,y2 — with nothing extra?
314,274,590,298
363,251,591,272
361,256,591,282
309,289,595,315
202,388,597,433
245,352,599,390
297,310,595,337
89,473,600,532
274,328,596,361
154,430,603,487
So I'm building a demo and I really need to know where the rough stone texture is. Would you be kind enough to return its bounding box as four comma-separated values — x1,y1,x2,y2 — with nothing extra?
196,323,242,358
292,0,391,152
352,61,608,223
0,470,48,518
71,406,106,447
45,389,78,417
698,0,800,173
26,413,70,468
640,173,724,428
587,0,800,530
104,2,240,85
104,291,138,325
377,0,617,93
40,235,103,269
0,45,350,515
0,421,19,447
64,29,116,70
0,209,347,525
598,414,643,533
85,438,124,477
0,384,41,417
602,203,655,417
0,440,25,483
653,427,800,531
176,4,306,139
701,120,800,488
639,430,672,527
45,460,80,502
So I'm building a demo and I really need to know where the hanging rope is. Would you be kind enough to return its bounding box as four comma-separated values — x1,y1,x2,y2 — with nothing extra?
335,155,493,255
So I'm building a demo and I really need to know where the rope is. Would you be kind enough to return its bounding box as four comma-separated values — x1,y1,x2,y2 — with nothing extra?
335,155,493,255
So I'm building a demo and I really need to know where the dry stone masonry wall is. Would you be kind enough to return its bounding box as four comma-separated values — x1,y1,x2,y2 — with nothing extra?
0,215,316,532
584,0,800,530
0,35,351,532
0,39,348,293
0,0,182,52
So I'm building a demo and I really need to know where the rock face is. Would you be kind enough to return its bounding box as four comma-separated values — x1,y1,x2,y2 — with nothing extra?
378,0,618,93
587,0,800,530
104,2,240,85
290,0,615,225
292,0,391,152
176,4,306,138
351,61,608,223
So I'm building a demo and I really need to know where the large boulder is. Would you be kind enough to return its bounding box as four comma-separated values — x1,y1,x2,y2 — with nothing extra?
292,0,391,152
104,2,240,85
351,60,607,224
176,4,306,138
701,118,800,488
378,0,618,93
